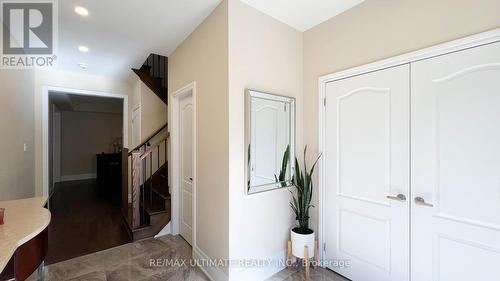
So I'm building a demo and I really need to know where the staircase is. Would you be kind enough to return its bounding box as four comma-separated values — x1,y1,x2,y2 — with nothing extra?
122,126,170,241
121,53,170,241
132,54,168,104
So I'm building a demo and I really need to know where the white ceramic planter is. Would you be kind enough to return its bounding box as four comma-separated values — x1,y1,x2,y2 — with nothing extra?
291,228,315,258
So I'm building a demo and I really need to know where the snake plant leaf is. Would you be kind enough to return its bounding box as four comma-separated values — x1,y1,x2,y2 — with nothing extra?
276,145,290,187
289,146,322,233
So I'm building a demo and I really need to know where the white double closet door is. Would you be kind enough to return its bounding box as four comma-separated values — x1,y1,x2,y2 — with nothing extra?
324,41,500,281
324,64,410,281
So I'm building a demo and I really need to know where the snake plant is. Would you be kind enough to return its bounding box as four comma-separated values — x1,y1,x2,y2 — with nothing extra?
290,146,321,234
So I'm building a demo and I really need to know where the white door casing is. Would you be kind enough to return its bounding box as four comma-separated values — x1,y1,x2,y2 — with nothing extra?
411,41,500,281
52,110,61,184
180,94,194,245
42,86,129,197
324,65,410,281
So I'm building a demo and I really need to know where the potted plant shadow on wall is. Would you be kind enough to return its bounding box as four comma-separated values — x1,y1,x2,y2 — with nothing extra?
289,146,321,261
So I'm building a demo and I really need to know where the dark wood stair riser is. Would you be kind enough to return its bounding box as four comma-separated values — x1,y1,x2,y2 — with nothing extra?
141,189,169,215
122,161,170,241
132,68,167,104
132,54,168,105
126,205,170,241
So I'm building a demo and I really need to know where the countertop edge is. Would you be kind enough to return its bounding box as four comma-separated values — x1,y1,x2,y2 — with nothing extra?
0,198,51,273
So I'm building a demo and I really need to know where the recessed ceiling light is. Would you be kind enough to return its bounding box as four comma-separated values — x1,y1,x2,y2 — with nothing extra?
74,6,88,16
78,63,89,69
78,45,89,53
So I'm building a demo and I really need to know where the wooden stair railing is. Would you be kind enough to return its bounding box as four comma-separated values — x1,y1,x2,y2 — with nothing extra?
135,137,168,223
132,54,168,105
122,123,170,240
129,123,168,154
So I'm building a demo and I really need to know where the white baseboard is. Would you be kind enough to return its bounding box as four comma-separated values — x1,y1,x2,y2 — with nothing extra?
59,173,97,182
193,246,229,281
154,222,171,238
229,249,286,281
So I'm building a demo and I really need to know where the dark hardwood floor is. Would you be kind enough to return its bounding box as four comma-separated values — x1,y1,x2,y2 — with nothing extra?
46,179,131,265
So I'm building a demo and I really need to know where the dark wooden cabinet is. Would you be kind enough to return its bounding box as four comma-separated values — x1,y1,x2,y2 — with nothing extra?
96,153,122,202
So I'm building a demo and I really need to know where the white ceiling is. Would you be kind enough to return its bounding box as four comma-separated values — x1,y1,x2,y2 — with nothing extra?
57,0,222,79
58,0,363,80
239,0,364,32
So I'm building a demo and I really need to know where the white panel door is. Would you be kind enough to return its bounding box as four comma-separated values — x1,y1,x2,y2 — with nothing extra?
324,65,410,281
180,95,194,245
411,41,500,281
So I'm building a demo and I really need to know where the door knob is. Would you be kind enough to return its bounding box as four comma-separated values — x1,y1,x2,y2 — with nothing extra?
386,194,406,202
414,196,433,207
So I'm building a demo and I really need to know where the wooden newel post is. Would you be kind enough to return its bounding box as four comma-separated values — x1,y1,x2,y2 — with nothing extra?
121,148,129,215
131,151,141,228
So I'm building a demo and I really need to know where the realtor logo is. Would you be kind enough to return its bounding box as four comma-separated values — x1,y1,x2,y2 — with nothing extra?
1,0,57,68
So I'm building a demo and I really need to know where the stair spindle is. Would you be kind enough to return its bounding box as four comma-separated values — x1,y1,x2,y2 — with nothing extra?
150,152,153,207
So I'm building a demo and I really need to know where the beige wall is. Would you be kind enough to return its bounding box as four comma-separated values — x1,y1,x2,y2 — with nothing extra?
140,82,167,141
128,75,167,148
168,0,230,266
0,68,132,200
0,70,35,201
227,0,303,278
60,111,122,176
130,76,142,148
34,69,132,196
303,0,500,232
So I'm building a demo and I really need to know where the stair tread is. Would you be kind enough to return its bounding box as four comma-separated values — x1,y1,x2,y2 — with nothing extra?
122,207,150,231
133,68,162,84
141,167,169,200
141,197,168,216
132,224,153,232
122,204,170,241
140,65,151,72
132,53,168,105
151,185,170,200
132,68,166,102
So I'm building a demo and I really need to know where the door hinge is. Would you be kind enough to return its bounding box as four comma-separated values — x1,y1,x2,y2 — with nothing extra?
323,98,326,107
323,243,326,251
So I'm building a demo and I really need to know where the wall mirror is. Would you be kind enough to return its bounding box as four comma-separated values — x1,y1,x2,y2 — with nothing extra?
246,89,295,194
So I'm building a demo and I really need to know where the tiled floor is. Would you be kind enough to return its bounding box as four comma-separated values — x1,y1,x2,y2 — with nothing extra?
268,267,350,281
32,235,208,281
31,234,349,281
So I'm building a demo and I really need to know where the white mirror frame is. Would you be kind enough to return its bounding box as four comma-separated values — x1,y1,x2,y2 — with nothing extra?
245,89,296,195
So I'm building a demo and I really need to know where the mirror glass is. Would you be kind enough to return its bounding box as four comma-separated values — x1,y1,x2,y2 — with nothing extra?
246,90,295,194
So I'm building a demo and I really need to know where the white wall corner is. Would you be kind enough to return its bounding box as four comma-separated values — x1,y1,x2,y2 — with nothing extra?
154,222,172,238
193,247,229,281
228,249,287,281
